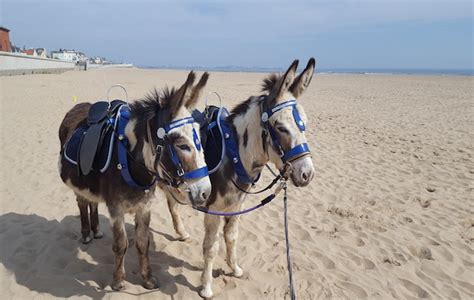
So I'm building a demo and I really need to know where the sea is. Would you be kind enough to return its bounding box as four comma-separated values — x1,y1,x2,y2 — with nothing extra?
141,66,473,76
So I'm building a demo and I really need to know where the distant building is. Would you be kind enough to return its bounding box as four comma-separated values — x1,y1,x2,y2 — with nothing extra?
90,56,105,64
51,49,79,62
23,48,37,56
76,52,88,62
11,45,21,53
20,48,47,57
0,26,12,52
35,48,47,58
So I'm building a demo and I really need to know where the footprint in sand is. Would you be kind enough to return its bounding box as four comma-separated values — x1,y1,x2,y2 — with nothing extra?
340,281,368,298
418,246,434,260
312,251,336,269
383,256,401,266
399,278,430,298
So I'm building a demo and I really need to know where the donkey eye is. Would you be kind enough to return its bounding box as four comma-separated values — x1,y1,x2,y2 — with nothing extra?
177,144,191,151
277,127,289,134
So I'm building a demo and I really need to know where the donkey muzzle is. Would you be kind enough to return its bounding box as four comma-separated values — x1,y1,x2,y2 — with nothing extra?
289,156,314,187
187,177,212,206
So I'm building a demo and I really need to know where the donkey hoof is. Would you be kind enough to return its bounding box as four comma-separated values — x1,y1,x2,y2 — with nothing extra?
199,287,213,298
81,235,92,244
111,280,125,291
142,276,159,290
94,231,104,239
233,265,243,278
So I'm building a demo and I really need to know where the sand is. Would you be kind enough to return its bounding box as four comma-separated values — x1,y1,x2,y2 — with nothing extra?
1,68,473,299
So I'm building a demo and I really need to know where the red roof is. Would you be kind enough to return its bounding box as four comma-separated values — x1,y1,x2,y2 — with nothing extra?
24,49,35,55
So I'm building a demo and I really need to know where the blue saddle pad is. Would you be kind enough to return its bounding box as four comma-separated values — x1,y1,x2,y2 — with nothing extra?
64,121,115,173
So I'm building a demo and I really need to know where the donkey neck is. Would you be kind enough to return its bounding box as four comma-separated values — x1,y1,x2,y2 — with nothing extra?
229,97,269,179
123,117,156,186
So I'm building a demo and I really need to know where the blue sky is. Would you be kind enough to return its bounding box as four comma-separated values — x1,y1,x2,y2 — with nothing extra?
1,0,472,69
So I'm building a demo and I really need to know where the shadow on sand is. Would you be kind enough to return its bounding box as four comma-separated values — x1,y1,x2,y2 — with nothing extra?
0,212,200,299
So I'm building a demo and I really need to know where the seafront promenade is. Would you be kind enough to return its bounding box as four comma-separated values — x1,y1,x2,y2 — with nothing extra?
0,51,133,76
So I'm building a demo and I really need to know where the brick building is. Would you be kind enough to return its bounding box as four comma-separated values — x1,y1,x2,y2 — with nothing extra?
0,26,12,52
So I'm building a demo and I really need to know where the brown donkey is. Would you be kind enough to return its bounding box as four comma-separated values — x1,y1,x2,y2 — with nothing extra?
58,72,211,291
166,59,316,297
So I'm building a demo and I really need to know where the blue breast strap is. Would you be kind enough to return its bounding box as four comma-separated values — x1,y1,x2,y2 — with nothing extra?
116,106,156,190
221,117,259,184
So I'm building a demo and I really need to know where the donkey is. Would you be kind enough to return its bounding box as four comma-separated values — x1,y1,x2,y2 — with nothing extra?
165,59,316,298
58,71,212,291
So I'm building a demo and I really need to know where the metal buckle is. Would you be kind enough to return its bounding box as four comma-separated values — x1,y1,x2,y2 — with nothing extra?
177,166,184,177
278,146,285,157
155,145,163,160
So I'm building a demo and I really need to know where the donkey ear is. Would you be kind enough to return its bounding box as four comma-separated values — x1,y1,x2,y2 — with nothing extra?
170,71,196,117
271,59,299,103
186,72,209,109
289,57,316,98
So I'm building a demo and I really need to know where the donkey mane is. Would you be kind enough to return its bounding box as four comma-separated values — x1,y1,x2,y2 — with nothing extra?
129,86,177,125
229,96,254,121
262,72,305,97
261,73,281,93
229,72,282,121
229,72,286,121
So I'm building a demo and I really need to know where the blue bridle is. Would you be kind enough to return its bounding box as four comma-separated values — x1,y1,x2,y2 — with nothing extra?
261,100,311,163
116,106,208,190
157,117,209,181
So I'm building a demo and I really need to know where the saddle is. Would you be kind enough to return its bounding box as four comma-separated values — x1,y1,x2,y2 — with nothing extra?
64,99,127,175
194,105,260,184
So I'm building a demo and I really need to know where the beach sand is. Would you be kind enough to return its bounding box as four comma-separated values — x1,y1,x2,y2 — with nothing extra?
1,68,473,299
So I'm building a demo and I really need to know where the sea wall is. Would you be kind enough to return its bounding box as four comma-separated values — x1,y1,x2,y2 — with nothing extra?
0,51,75,76
87,63,134,69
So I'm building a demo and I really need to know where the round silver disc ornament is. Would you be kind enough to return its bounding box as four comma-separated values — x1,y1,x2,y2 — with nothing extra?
157,128,166,139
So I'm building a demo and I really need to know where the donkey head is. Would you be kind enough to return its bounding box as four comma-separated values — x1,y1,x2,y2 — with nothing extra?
150,72,212,205
261,58,316,187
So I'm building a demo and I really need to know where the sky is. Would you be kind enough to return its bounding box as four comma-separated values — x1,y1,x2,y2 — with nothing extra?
1,0,472,70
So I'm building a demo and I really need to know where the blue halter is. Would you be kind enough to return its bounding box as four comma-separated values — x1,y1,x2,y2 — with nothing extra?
158,117,209,180
261,100,311,163
116,106,208,190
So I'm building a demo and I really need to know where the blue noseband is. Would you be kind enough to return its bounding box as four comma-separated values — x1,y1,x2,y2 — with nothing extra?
261,100,311,163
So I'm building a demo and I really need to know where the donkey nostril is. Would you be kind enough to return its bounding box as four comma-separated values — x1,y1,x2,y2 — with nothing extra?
201,192,209,201
302,172,308,181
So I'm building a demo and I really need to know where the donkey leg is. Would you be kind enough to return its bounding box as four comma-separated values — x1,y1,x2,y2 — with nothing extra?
200,214,221,299
76,196,92,244
166,194,190,241
135,206,158,290
110,213,128,291
89,202,103,239
224,216,243,277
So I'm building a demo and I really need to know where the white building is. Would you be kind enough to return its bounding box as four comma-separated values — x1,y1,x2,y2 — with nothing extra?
35,48,47,58
51,49,79,62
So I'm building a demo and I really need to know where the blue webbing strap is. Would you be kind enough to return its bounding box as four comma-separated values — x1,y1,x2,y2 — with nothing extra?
182,166,209,180
221,118,259,184
116,107,156,190
282,143,310,162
